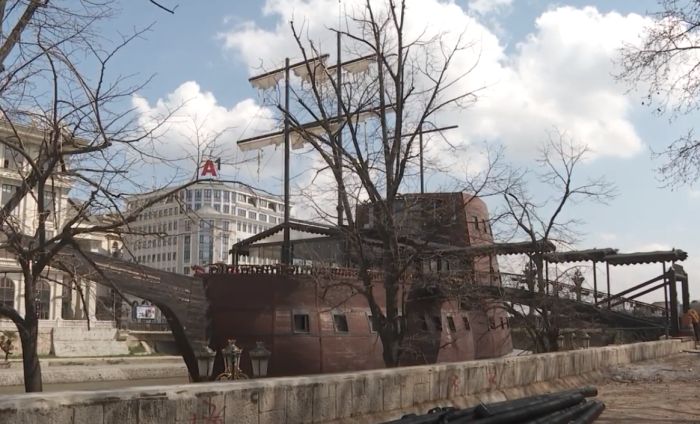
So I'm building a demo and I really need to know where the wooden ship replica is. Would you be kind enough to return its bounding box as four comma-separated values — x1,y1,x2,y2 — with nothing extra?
203,193,535,378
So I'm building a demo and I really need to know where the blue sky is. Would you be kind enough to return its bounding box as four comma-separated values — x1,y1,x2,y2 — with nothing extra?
102,0,698,301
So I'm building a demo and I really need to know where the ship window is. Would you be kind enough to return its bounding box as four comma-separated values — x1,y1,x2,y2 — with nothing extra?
293,314,310,333
462,315,470,330
367,314,377,333
333,313,349,333
432,316,443,332
446,316,456,332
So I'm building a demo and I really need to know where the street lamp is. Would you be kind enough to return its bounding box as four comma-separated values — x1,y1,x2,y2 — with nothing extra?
579,331,591,349
217,339,247,380
195,347,216,382
249,341,271,378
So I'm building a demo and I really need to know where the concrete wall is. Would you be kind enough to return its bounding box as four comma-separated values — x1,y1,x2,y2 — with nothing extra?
0,339,693,424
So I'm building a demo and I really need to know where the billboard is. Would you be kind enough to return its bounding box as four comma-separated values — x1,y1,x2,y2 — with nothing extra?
135,305,157,320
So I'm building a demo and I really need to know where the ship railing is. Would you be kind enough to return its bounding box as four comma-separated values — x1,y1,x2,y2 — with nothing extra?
204,264,665,318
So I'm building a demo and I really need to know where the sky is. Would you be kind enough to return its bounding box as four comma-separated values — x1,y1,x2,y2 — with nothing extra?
100,0,698,301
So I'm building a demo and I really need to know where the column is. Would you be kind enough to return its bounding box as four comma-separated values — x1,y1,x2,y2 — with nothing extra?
87,281,97,322
15,273,25,317
53,281,64,322
669,268,679,336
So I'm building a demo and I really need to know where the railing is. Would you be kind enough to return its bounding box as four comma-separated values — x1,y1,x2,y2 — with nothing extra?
204,263,383,279
203,263,666,319
124,321,171,332
497,272,666,318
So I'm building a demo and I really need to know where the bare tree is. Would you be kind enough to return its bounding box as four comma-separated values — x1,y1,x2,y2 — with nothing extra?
0,1,190,392
495,131,616,352
618,0,700,186
252,0,501,367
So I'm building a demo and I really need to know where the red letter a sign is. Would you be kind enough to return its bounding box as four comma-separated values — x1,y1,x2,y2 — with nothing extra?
201,159,218,178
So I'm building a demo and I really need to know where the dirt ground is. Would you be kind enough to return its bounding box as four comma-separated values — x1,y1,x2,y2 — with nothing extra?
597,351,700,423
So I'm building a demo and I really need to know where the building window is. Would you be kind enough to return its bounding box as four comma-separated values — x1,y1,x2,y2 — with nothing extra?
259,213,267,223
462,315,470,330
293,313,310,333
184,267,190,275
223,205,230,214
203,189,212,202
248,211,257,220
333,313,349,333
199,230,213,264
223,191,230,202
3,145,23,170
0,278,15,309
36,280,51,320
238,193,246,202
237,208,247,217
446,316,457,332
43,191,56,222
183,235,191,262
1,184,18,205
213,190,221,201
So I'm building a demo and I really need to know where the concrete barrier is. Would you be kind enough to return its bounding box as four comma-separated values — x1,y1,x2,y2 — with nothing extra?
0,339,693,423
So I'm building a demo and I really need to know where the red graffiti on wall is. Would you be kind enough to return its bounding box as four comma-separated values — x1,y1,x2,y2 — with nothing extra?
190,398,225,424
487,369,497,387
449,374,461,397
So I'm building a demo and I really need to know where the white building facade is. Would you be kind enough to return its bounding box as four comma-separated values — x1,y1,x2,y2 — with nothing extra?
0,123,116,355
124,180,288,275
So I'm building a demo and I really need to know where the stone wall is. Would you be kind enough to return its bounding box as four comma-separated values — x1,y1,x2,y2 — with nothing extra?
52,327,129,357
0,339,693,424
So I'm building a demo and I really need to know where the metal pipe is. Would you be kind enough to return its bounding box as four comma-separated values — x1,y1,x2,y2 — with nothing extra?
336,31,343,228
663,262,669,338
282,57,291,266
606,262,611,309
524,400,599,424
474,387,597,418
471,393,585,424
592,261,597,303
419,127,424,193
569,400,605,424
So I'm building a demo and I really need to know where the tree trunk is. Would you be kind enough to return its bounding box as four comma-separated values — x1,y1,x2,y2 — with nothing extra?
19,318,42,392
379,329,401,367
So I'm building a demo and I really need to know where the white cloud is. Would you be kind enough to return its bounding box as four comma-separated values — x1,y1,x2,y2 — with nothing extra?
133,81,278,181
459,6,650,159
136,3,659,216
218,2,650,166
598,232,618,242
468,0,512,16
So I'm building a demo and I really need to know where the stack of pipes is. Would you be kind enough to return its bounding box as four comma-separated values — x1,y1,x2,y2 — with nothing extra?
381,386,604,424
